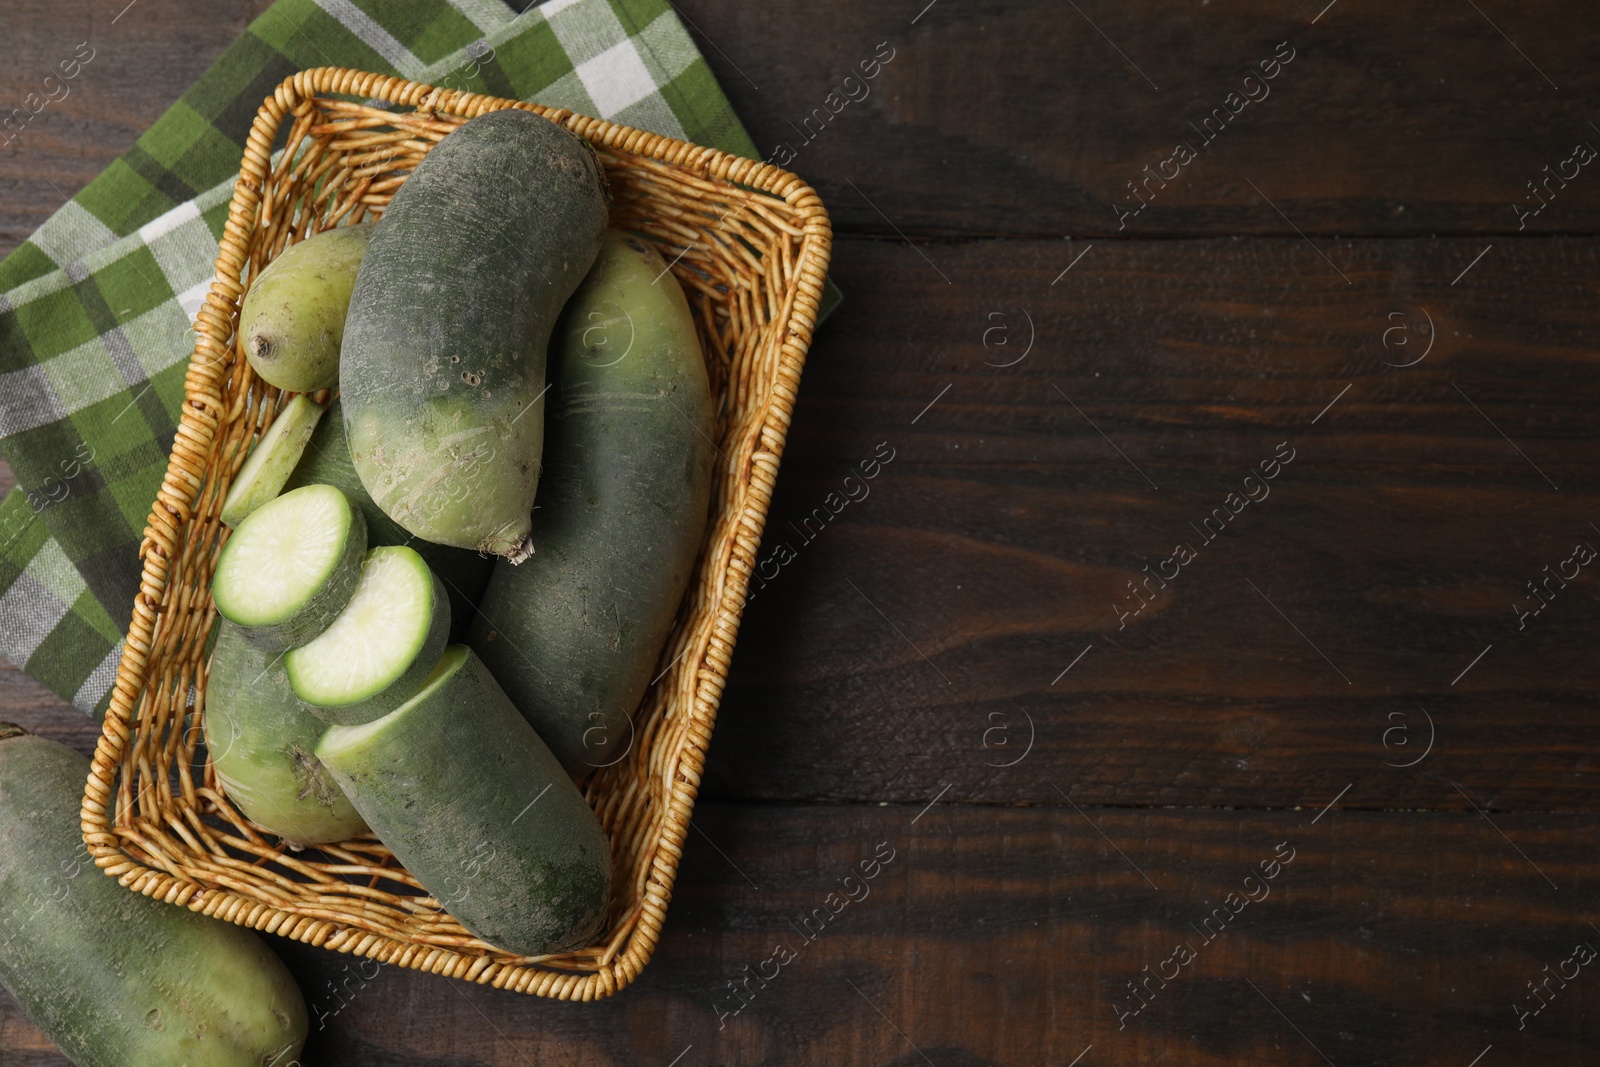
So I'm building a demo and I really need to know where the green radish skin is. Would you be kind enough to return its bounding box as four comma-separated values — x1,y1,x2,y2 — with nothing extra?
285,546,451,726
0,726,308,1066
219,395,325,528
469,231,714,776
285,400,492,642
212,484,367,653
316,647,611,956
204,620,367,846
341,109,609,562
240,221,374,393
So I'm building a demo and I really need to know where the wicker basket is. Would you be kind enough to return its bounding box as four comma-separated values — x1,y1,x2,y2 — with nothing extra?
79,67,830,999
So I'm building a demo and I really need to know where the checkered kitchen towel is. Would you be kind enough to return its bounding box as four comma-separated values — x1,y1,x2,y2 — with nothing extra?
0,0,833,716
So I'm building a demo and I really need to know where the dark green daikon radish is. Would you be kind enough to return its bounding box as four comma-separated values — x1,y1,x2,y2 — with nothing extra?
239,221,374,393
285,399,492,643
316,647,611,956
469,231,714,776
211,483,366,653
219,394,324,528
0,725,308,1065
285,546,449,726
340,109,608,561
203,619,366,845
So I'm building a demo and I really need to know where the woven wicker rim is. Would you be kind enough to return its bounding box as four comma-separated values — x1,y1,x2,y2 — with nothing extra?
79,66,831,1000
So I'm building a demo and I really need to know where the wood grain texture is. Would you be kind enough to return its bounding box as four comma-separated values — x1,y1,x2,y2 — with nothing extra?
677,0,1600,238
0,0,274,252
703,234,1600,811
15,237,1600,811
7,802,1595,1066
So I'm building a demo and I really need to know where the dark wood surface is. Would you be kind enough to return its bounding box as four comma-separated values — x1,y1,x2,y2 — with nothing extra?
4,0,1600,1063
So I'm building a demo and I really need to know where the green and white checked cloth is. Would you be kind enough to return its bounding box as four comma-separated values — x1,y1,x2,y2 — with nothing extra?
0,0,833,717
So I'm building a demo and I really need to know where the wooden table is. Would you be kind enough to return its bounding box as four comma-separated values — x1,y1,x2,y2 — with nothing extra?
5,1,1599,1063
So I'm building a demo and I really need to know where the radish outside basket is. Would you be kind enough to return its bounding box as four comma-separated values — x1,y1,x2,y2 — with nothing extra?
79,67,831,999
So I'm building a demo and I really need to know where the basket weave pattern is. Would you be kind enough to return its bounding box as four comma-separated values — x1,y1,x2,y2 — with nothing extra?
79,68,830,999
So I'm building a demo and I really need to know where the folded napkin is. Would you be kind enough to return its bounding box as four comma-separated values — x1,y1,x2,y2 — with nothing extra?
0,0,832,716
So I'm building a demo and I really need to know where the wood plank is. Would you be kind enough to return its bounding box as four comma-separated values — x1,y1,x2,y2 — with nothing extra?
703,234,1600,811
675,0,1600,237
3,802,1593,1064
0,0,273,253
7,234,1600,813
7,1,1600,250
